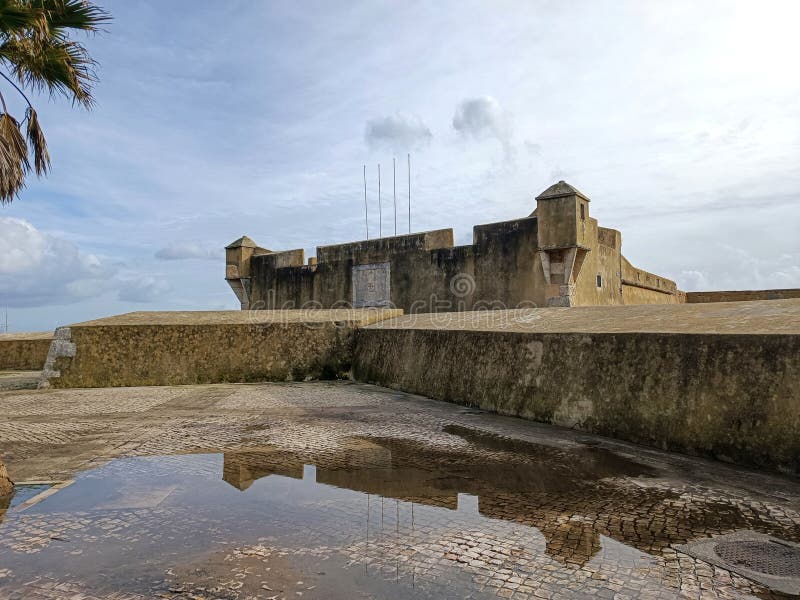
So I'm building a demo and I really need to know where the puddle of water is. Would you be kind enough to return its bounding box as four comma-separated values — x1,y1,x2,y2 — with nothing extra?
0,430,789,599
1,484,52,510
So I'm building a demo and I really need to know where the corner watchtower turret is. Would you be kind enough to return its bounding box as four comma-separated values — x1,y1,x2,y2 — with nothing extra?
535,181,591,306
225,236,270,309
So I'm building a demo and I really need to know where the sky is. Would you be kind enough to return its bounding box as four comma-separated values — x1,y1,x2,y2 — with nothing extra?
1,0,799,332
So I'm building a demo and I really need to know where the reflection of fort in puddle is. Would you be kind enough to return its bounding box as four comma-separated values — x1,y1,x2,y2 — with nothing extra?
221,437,622,569
1,428,785,598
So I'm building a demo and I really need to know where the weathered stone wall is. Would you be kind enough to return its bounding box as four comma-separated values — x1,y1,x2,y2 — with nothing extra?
0,332,53,370
40,309,400,389
686,289,800,303
353,301,800,475
250,222,552,313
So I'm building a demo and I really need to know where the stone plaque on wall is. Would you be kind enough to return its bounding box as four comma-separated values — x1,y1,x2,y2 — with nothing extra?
352,262,391,307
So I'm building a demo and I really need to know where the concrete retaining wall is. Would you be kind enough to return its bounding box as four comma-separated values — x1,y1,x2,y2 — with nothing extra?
0,332,53,370
353,301,800,476
41,309,400,389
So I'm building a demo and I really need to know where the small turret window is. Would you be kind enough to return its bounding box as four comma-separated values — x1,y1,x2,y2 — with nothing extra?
580,203,585,220
596,274,602,288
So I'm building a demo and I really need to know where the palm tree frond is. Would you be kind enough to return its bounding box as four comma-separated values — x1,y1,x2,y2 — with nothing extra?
0,4,40,35
38,0,111,36
0,112,28,203
25,106,48,175
1,36,97,106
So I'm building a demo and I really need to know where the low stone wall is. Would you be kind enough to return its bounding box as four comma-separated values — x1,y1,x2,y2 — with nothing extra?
0,332,53,370
353,301,800,475
41,309,400,389
686,288,800,303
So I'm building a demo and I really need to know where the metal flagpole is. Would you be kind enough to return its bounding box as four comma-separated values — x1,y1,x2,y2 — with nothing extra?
363,165,369,239
407,153,411,233
393,157,397,236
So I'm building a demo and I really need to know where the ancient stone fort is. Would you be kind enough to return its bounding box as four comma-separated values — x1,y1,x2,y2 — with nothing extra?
225,181,684,311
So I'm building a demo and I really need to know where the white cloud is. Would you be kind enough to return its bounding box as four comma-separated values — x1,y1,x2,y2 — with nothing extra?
155,242,218,261
365,113,432,150
452,97,512,148
117,276,171,303
0,217,111,307
0,217,48,273
678,270,711,291
0,218,174,309
676,247,800,292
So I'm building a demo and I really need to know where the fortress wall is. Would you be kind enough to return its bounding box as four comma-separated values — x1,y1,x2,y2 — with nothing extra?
572,218,624,306
39,309,400,389
251,218,549,313
0,332,53,370
471,217,543,309
686,289,800,303
622,284,679,305
353,302,800,475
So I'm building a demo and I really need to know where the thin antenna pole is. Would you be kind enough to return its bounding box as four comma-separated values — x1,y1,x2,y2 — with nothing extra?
393,157,397,236
378,163,382,238
407,153,411,233
363,165,369,239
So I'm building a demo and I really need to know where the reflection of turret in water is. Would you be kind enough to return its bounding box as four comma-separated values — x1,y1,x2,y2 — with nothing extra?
222,449,305,491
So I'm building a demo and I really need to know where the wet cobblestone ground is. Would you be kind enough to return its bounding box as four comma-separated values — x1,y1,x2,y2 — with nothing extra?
1,381,799,599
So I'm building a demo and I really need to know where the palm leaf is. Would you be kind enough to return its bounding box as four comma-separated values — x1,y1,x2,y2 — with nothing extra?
25,106,48,175
36,0,111,36
0,112,28,203
0,2,41,35
1,36,96,105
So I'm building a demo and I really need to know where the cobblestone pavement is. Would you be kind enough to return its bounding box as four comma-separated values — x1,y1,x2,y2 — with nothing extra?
1,381,800,599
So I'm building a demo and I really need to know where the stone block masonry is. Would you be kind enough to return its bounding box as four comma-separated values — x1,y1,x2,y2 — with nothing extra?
39,309,401,389
353,299,800,476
